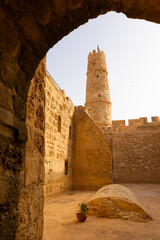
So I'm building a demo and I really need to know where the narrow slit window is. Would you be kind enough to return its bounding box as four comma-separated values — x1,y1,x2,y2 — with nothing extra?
99,94,101,97
58,115,61,133
64,160,68,175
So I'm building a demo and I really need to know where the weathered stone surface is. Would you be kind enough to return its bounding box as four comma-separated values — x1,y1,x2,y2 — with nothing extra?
2,144,22,171
35,105,44,131
15,183,44,240
87,184,152,221
15,58,46,240
0,168,20,240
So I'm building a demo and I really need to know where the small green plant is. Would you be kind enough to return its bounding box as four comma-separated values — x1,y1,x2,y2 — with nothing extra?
78,202,88,214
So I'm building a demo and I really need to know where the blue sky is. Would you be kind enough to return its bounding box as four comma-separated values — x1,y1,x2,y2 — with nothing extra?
47,12,160,122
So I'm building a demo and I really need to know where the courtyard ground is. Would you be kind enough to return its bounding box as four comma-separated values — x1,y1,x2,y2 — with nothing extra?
42,184,160,240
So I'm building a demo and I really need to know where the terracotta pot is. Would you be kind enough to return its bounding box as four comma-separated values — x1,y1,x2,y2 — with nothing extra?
76,213,87,222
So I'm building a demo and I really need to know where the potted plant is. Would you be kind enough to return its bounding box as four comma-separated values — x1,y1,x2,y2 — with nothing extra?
76,202,88,222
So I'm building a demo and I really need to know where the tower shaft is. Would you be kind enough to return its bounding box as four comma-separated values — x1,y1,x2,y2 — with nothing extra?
85,49,112,130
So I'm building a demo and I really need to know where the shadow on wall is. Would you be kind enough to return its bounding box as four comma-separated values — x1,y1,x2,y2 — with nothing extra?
72,106,112,190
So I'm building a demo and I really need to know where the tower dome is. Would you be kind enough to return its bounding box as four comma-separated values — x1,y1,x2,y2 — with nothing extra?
85,48,112,130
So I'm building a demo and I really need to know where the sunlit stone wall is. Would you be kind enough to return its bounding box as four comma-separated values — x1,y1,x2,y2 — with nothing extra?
44,74,74,201
103,118,160,183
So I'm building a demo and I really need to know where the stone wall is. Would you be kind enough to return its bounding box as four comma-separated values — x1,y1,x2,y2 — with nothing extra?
102,119,160,184
72,106,112,190
113,123,160,183
15,59,46,240
44,73,74,201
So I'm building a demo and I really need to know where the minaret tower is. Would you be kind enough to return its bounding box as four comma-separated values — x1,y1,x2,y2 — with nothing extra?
85,48,112,130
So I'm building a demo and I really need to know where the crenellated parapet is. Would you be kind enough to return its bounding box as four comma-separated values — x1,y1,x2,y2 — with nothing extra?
112,116,160,130
87,49,107,72
152,116,160,122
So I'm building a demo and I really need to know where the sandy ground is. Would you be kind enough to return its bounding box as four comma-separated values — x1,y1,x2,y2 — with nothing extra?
42,184,160,240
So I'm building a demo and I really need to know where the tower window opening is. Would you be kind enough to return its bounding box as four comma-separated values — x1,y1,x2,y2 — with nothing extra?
99,94,101,97
97,75,99,78
58,115,62,133
64,160,68,175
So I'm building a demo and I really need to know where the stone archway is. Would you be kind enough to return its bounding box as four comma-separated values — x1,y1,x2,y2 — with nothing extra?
0,1,160,239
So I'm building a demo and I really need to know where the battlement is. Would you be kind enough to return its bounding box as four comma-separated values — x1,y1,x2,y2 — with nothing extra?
152,116,160,122
112,116,160,129
88,49,105,56
87,48,107,73
112,120,126,129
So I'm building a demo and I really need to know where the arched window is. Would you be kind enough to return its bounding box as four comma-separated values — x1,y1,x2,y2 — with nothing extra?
58,115,61,133
69,125,72,139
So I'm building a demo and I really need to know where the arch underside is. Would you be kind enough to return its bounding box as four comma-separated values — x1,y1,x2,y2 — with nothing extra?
0,1,160,79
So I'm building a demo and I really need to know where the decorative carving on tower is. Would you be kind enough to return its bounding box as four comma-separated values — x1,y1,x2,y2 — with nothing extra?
85,48,112,130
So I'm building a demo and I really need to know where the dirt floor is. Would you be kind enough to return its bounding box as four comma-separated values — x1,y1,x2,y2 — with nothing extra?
42,184,160,240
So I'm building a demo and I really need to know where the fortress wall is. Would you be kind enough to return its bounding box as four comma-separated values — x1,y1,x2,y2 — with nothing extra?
72,106,112,190
112,125,160,183
44,74,74,201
